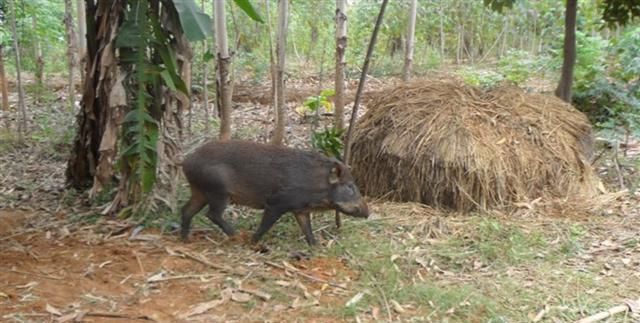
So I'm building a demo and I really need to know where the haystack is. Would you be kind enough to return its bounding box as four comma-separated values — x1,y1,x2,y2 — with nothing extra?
350,78,599,212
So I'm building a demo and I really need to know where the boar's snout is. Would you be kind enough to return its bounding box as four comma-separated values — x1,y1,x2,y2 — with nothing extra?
336,198,369,218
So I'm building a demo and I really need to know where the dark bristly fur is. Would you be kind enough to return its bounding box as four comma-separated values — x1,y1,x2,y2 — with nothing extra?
180,139,369,246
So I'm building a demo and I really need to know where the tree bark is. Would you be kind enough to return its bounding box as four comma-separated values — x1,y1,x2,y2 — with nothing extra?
555,0,578,103
202,0,210,135
214,0,233,140
67,0,118,189
271,0,289,145
402,0,417,81
64,0,78,111
334,0,347,130
265,0,277,136
0,46,9,129
32,15,44,98
76,0,87,89
439,0,445,60
8,0,27,143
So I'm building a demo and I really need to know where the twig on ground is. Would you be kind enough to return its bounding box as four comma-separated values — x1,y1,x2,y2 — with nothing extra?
175,249,248,276
134,252,146,278
238,287,272,301
264,261,347,290
577,299,639,323
85,312,155,322
9,269,64,280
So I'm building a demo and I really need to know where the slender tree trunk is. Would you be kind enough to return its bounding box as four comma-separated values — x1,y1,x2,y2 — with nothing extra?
214,0,233,140
343,0,389,163
439,0,445,60
32,15,44,101
271,0,289,145
64,0,78,111
8,0,27,143
265,0,277,135
0,46,9,130
76,0,87,89
402,0,417,81
202,0,210,135
334,0,347,130
555,0,578,103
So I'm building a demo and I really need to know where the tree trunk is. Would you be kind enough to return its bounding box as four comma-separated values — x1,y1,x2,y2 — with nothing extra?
402,0,417,81
439,0,445,60
214,0,233,140
202,0,210,135
76,0,87,89
0,46,9,129
271,0,288,145
64,0,78,111
8,0,27,143
265,0,277,136
334,0,347,130
67,0,120,189
343,0,389,163
555,0,578,103
32,15,44,100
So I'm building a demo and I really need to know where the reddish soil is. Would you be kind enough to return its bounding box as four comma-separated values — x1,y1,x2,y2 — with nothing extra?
0,210,357,322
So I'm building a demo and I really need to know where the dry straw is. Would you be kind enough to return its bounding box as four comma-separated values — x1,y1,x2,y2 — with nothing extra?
350,78,601,212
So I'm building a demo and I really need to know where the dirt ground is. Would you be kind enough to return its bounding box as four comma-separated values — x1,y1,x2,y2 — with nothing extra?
0,209,363,322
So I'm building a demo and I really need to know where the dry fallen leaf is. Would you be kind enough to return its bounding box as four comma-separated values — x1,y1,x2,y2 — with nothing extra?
46,303,62,316
16,281,38,290
180,298,227,318
56,312,78,323
146,271,166,283
231,291,252,303
371,306,380,320
390,300,405,313
345,292,365,307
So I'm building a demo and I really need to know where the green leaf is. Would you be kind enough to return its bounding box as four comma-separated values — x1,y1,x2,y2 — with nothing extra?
160,69,177,92
232,0,265,23
203,50,215,62
173,0,214,42
320,89,336,97
115,20,145,48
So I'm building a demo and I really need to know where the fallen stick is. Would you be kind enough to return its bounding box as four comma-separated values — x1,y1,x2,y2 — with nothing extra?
176,250,248,276
577,299,639,323
85,312,155,321
238,287,272,301
9,269,64,281
264,261,347,290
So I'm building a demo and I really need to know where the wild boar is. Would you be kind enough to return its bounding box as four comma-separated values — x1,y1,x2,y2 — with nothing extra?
180,139,369,245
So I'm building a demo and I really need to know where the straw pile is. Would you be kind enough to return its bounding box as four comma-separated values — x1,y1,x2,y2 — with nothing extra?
350,78,599,212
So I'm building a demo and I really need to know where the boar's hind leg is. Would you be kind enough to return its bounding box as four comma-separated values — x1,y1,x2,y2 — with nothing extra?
204,192,236,237
181,189,207,241
294,212,317,246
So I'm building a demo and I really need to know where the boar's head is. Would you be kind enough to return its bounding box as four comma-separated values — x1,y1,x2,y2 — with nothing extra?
327,161,369,218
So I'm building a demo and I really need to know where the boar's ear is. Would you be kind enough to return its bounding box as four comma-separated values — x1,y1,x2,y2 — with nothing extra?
329,163,343,184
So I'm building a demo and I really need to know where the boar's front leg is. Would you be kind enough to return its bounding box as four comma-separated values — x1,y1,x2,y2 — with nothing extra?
252,204,287,244
294,212,317,246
